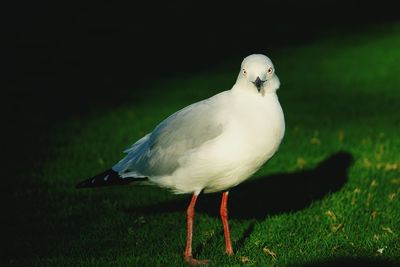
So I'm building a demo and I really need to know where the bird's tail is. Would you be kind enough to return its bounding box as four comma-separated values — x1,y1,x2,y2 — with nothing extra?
76,169,148,188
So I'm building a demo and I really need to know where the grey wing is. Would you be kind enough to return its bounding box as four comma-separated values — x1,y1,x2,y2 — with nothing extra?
113,97,224,177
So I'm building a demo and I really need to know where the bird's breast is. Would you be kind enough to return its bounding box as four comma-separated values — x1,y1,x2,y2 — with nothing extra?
231,93,284,155
201,97,285,193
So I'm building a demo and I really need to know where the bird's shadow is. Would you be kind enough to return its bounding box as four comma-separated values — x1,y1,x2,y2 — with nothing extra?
127,151,353,220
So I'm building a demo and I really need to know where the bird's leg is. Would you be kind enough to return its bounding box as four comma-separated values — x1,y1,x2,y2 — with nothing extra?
220,191,233,255
184,193,209,265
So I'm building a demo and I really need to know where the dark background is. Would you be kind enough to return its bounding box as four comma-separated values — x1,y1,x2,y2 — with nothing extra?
6,1,400,99
3,0,399,174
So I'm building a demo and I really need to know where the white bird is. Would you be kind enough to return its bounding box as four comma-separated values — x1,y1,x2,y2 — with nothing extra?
77,54,285,265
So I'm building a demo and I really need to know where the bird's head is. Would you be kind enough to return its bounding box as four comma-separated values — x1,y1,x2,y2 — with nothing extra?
236,54,280,95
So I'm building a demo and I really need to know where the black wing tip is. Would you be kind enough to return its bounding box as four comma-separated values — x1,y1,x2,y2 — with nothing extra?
76,169,120,189
76,169,148,189
75,179,96,188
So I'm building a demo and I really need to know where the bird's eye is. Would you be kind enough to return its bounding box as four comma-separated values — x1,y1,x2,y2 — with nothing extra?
243,69,247,75
267,67,274,74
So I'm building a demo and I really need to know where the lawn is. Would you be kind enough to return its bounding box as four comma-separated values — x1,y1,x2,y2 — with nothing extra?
5,24,400,266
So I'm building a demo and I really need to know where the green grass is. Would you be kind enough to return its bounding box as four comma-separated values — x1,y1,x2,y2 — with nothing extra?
6,25,400,266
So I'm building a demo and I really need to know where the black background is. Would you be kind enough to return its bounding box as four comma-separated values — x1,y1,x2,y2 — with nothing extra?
6,1,400,93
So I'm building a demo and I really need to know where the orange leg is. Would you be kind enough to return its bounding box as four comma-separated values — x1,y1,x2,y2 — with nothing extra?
184,193,209,265
220,191,233,255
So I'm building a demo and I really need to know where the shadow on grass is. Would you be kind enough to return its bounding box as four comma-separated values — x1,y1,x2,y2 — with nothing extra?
128,151,353,220
301,258,399,267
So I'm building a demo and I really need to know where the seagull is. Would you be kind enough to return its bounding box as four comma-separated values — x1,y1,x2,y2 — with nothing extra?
77,54,285,265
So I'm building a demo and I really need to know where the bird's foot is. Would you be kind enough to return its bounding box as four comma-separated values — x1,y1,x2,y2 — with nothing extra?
184,256,210,265
225,249,234,256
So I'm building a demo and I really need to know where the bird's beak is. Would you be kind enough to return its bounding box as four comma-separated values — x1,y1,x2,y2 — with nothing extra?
253,76,265,92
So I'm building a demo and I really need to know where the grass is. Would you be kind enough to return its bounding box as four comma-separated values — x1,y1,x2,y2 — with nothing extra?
5,24,400,266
